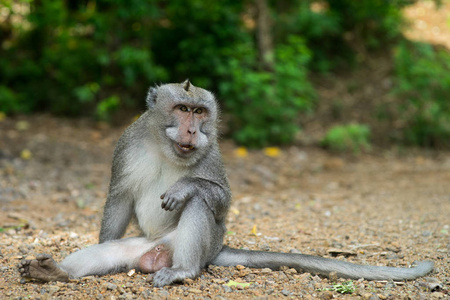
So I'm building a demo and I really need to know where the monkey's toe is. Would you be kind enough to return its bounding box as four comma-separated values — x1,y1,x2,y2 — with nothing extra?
152,267,194,287
18,259,32,278
18,254,69,282
152,267,178,287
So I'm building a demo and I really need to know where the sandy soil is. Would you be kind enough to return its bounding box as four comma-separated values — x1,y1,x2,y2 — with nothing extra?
0,114,449,299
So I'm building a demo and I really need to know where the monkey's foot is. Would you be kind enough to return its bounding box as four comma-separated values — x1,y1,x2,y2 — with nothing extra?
152,267,195,287
18,254,70,282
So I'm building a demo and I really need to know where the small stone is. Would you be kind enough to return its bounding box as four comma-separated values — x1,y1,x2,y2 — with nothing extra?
285,268,297,274
48,286,60,295
281,289,291,296
422,231,432,237
213,278,225,284
106,283,117,290
236,265,245,270
431,292,446,299
319,290,333,300
362,293,375,300
188,288,202,294
261,268,272,273
157,290,170,298
222,285,232,293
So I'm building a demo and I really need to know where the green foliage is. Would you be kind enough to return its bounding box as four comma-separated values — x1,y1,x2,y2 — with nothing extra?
2,0,448,149
327,0,406,48
149,0,247,89
330,281,356,294
321,124,371,153
0,86,25,113
274,1,346,72
96,95,120,122
0,0,166,119
393,41,450,147
274,0,407,72
219,36,315,148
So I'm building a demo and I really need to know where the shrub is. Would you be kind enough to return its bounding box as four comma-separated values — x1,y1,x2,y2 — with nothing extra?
321,123,371,153
219,36,316,148
0,0,166,118
0,86,25,114
273,0,407,72
393,41,450,147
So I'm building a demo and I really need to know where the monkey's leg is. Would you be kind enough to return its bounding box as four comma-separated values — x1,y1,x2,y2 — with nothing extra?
60,237,164,278
152,198,224,287
19,237,161,282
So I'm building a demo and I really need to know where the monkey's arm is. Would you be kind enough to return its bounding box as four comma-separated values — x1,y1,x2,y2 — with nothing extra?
161,177,230,218
99,137,136,243
99,185,134,243
161,145,231,221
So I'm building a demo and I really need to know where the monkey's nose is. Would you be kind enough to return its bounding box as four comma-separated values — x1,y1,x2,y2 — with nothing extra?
187,128,196,135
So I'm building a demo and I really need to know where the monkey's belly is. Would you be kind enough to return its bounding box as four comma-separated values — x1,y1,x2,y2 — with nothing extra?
135,192,181,240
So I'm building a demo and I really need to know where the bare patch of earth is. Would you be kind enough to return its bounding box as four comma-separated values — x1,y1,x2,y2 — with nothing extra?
0,114,448,299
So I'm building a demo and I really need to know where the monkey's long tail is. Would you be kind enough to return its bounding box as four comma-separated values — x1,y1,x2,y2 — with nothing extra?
210,246,434,281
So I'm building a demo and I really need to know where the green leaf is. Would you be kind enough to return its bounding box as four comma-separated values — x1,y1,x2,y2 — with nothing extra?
225,280,251,288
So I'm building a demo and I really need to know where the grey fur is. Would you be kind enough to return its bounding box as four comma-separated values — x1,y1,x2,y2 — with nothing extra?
20,81,434,287
98,81,229,286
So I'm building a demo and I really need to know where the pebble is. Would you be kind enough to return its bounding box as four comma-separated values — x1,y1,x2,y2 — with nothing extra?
106,283,117,290
431,292,446,299
157,290,170,298
188,288,202,294
319,290,333,300
184,278,194,284
362,293,380,300
222,285,232,293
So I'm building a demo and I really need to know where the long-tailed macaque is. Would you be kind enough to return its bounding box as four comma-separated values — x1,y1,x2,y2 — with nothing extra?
18,81,434,287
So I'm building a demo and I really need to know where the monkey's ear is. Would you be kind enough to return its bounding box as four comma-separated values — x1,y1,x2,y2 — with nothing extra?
146,87,158,109
182,79,190,92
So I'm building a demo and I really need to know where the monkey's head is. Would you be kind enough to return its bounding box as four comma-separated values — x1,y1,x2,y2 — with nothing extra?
146,80,219,166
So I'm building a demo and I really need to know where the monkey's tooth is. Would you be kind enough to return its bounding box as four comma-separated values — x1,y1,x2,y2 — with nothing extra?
177,144,195,152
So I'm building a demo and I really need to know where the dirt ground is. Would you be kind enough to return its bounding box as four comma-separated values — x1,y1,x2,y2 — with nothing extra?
0,113,449,299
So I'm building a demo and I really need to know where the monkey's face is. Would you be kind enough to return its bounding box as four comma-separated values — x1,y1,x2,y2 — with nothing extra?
165,103,210,158
151,82,218,166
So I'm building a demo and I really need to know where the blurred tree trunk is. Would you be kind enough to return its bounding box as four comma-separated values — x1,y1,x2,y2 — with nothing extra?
255,0,274,70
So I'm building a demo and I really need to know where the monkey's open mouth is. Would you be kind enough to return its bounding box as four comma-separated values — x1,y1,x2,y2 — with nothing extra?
176,143,195,153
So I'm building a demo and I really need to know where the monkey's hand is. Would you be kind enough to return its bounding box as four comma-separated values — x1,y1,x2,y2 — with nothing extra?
160,184,193,211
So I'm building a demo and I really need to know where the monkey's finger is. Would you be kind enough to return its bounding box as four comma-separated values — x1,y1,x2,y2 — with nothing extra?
160,193,166,200
164,198,174,211
167,200,178,211
161,198,169,209
161,198,173,210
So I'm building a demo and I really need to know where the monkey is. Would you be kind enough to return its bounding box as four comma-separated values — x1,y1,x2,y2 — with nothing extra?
18,80,434,287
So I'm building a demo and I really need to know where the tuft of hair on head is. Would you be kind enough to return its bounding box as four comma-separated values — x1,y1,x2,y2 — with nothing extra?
182,79,190,92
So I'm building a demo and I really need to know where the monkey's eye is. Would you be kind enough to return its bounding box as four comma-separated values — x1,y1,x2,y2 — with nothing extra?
179,105,189,112
194,108,203,114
